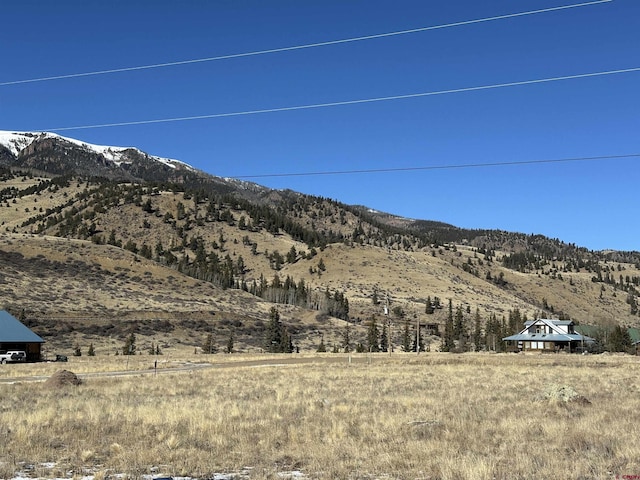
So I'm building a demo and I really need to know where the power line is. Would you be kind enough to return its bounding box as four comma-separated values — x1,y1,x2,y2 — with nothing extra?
230,154,640,179
42,66,640,132
0,0,612,87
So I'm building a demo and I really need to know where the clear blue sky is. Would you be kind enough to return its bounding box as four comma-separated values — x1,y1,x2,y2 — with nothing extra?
1,0,638,251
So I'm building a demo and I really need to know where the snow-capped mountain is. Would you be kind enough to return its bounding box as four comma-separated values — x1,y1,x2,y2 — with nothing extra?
0,130,193,171
0,129,215,187
0,130,272,199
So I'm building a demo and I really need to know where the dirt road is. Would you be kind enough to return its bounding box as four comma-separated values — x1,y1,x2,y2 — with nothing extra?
0,354,377,384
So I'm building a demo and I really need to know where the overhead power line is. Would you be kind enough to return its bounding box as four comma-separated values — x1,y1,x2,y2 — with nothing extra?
42,66,640,132
0,0,611,87
230,154,640,179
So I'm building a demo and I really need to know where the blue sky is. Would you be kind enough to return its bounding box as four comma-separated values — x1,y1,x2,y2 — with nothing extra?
1,0,638,251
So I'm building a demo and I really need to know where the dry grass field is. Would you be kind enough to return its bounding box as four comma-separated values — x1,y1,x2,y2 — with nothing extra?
1,353,639,480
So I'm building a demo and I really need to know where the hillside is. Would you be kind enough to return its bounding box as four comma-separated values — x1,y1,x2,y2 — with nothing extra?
1,131,639,355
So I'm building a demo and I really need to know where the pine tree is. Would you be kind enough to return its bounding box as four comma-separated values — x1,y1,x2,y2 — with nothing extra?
454,305,465,339
87,343,95,356
411,325,425,352
508,308,522,336
317,335,327,353
425,296,435,314
123,332,136,355
367,318,380,352
264,307,293,353
441,299,455,352
372,289,379,305
226,331,234,354
608,325,632,352
286,245,297,264
401,319,412,352
380,323,389,352
473,308,483,352
265,307,283,352
202,333,217,354
342,324,352,353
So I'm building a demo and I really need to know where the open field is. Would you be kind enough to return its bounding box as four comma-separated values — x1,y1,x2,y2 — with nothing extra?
1,353,640,480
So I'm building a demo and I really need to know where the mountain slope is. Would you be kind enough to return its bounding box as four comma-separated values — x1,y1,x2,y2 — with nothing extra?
1,131,639,355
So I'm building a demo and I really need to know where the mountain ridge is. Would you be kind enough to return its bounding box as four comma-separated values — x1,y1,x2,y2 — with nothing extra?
1,130,638,354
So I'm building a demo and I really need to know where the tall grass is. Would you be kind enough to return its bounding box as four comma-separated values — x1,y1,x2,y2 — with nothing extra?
1,353,639,479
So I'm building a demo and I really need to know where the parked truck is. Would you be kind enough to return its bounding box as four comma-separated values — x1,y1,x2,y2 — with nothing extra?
0,350,27,363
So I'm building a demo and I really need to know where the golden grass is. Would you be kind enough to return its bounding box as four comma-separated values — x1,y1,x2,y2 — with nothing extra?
1,353,640,479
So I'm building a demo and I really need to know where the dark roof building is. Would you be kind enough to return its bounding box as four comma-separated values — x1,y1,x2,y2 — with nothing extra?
0,310,44,362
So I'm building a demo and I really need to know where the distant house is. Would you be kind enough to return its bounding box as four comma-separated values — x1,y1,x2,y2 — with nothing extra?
0,310,45,362
503,319,593,353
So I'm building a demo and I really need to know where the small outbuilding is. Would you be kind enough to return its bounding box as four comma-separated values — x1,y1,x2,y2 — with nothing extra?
503,318,593,353
0,310,45,362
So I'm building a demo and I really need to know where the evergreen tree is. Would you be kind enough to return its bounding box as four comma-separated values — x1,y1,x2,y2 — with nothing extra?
441,299,455,352
317,258,326,271
123,332,136,355
317,335,327,353
342,324,352,353
484,313,501,351
473,308,483,352
607,325,632,352
202,333,217,354
87,343,95,356
425,296,435,314
264,307,293,353
454,305,465,338
265,307,283,352
411,325,425,352
372,288,379,305
508,308,522,336
380,323,389,352
226,331,234,354
367,318,380,352
286,245,297,264
401,319,412,352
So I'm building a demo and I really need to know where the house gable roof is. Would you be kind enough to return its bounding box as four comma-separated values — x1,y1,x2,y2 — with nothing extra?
0,310,45,343
523,319,573,327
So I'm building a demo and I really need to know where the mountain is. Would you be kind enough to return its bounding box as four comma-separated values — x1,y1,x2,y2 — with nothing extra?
1,130,639,354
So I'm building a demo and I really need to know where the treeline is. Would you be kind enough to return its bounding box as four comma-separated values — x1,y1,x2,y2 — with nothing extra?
439,302,528,353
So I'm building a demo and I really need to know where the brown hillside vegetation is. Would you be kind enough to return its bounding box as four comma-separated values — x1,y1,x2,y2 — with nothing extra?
1,353,639,479
0,233,351,354
1,171,639,355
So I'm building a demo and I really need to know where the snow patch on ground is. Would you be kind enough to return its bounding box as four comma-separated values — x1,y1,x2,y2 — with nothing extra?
2,462,306,480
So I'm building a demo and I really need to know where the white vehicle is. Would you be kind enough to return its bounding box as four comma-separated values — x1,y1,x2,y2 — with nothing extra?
0,350,27,363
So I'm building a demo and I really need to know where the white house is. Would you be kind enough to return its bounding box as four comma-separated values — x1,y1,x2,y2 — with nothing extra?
503,319,593,353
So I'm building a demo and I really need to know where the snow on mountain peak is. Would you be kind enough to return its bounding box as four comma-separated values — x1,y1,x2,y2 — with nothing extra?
0,131,37,157
0,130,193,171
